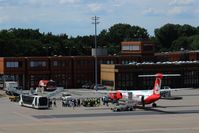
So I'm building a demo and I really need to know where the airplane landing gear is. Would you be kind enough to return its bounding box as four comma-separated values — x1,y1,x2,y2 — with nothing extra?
152,103,157,107
141,96,145,107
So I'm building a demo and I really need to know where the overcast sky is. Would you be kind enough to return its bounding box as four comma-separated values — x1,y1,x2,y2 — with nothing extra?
0,0,198,37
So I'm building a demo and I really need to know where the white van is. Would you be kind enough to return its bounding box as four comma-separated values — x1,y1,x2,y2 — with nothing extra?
3,81,18,95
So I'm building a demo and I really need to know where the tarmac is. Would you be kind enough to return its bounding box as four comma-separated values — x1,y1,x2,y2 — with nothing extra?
0,88,199,133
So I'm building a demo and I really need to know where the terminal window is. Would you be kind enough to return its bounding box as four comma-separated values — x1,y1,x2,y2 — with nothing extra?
6,61,19,68
122,45,140,51
30,61,46,67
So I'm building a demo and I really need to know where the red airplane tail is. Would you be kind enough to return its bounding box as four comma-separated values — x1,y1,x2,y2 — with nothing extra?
153,73,163,95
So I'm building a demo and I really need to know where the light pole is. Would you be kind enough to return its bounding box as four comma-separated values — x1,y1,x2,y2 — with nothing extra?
92,16,99,91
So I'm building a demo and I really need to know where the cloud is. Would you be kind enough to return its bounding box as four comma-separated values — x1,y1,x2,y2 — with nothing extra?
87,3,103,12
2,0,81,7
0,16,9,23
111,0,127,7
169,0,194,6
194,9,199,14
142,8,162,16
0,0,198,36
167,6,187,16
57,0,80,4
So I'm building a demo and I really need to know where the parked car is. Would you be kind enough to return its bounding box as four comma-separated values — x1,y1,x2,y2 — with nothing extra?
93,84,106,90
82,83,92,89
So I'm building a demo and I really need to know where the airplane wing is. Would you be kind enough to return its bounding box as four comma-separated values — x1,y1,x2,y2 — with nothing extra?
160,89,180,92
95,90,116,93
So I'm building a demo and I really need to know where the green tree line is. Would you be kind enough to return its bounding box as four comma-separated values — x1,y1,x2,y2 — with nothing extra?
154,24,199,52
0,23,199,57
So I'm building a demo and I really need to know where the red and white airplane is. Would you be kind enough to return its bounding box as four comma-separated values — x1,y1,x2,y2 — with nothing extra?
107,73,180,107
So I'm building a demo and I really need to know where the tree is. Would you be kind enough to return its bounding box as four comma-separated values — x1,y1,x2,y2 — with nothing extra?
4,23,199,56
171,37,189,51
178,24,197,37
106,23,149,44
190,35,199,50
98,29,109,48
154,23,198,52
154,24,181,51
98,23,149,55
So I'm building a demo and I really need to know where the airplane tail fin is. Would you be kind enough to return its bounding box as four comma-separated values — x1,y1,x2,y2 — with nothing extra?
139,73,180,95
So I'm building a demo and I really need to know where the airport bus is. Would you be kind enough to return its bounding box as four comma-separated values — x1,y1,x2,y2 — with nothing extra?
19,94,49,109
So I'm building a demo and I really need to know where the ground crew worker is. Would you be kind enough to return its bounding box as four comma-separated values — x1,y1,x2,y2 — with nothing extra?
53,99,56,107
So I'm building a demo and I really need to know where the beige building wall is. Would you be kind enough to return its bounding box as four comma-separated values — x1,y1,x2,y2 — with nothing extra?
0,58,4,74
101,64,117,90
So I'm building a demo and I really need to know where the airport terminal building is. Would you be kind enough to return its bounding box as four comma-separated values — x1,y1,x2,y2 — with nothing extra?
1,41,199,90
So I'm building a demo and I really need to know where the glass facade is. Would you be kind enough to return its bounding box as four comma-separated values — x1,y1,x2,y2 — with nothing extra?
53,61,65,67
52,74,66,87
30,61,46,67
116,72,136,90
184,71,199,87
6,61,22,68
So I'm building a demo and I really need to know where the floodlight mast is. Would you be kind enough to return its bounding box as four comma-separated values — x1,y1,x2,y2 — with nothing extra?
92,16,99,91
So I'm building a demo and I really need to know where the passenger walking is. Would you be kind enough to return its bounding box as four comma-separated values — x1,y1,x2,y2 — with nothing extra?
102,96,109,106
102,96,105,105
77,98,80,106
71,100,75,109
104,96,109,106
49,100,52,109
74,99,76,107
53,99,57,107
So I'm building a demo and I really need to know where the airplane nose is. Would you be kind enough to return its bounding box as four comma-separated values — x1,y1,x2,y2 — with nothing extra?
108,91,123,100
116,92,122,99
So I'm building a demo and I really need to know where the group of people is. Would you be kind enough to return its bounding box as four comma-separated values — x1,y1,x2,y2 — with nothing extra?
49,98,57,108
81,98,101,107
48,95,113,109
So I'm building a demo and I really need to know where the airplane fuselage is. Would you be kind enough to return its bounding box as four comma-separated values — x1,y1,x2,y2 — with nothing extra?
108,73,178,106
117,90,161,105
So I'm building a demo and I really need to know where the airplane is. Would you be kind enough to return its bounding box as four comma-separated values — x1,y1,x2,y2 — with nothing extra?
105,73,180,108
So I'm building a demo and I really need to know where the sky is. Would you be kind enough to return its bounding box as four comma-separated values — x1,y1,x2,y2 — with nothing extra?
0,0,198,37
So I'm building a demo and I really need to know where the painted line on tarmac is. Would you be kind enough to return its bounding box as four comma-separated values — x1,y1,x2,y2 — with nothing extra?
32,111,161,119
73,127,199,133
32,108,199,119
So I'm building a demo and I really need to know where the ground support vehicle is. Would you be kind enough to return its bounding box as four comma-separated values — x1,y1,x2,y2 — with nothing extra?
9,96,20,102
38,80,56,91
62,97,77,107
3,81,20,95
111,104,135,112
19,94,49,109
